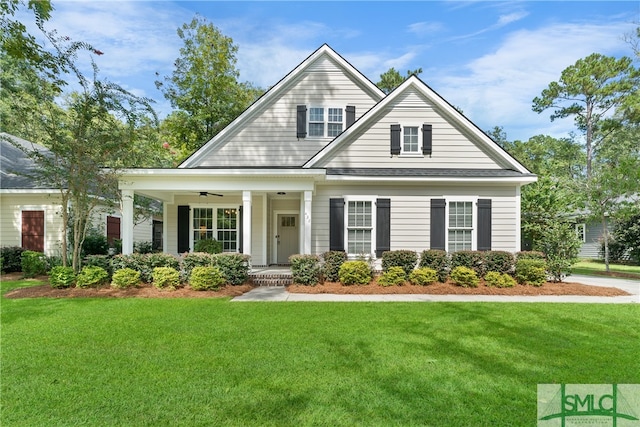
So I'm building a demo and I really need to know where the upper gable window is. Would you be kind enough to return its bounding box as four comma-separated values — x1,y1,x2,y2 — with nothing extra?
308,107,343,138
403,126,419,153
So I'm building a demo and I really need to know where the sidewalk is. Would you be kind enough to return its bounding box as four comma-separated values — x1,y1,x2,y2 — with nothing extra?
232,274,640,303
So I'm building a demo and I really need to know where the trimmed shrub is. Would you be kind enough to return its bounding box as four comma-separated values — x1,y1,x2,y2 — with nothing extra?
146,252,180,271
181,252,214,281
212,253,250,285
381,250,418,276
152,267,180,290
338,260,372,285
290,254,322,285
189,266,225,291
322,251,347,282
419,250,449,282
450,266,479,288
110,253,149,281
409,268,438,286
49,266,76,289
516,251,546,261
21,250,48,278
483,251,515,275
134,241,154,254
451,251,485,277
484,271,516,288
76,266,109,288
83,255,112,277
378,266,406,286
515,259,547,287
111,268,141,289
1,246,25,273
82,232,109,256
194,239,223,254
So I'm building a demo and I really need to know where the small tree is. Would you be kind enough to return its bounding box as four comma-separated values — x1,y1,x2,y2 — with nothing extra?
538,222,581,282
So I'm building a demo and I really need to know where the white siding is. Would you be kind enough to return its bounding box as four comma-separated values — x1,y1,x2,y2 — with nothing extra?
196,55,380,167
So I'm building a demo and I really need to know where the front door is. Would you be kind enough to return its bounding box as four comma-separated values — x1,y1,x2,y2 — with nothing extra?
276,214,299,264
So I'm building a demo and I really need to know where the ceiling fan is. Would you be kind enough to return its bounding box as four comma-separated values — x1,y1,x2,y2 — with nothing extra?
199,191,223,198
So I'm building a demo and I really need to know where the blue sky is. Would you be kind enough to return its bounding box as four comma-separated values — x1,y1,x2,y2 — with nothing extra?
31,1,639,142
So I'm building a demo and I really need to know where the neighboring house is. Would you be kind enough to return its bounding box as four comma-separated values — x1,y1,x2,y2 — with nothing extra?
118,45,536,266
0,133,156,256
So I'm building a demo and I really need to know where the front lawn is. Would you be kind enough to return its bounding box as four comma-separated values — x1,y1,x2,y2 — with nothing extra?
2,279,639,426
573,259,640,279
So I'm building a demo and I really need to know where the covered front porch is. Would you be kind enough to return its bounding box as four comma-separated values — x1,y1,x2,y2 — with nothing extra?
118,169,325,266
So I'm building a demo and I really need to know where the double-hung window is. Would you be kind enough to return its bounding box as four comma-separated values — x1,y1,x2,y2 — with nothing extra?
448,201,473,252
327,108,343,137
193,207,238,252
403,126,419,153
575,223,586,243
308,107,343,137
347,200,373,255
309,108,324,137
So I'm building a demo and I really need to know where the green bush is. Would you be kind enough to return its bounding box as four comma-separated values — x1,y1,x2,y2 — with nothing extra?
194,239,223,254
110,253,149,281
82,232,109,256
146,252,180,271
515,259,547,287
76,266,109,288
181,252,214,281
49,266,76,289
484,271,516,288
450,266,479,288
377,266,406,286
539,222,581,282
211,253,250,285
516,251,546,261
419,250,449,282
111,268,141,289
134,241,154,254
289,254,321,285
483,251,515,275
338,260,372,285
152,267,180,290
1,247,25,273
381,250,418,276
21,250,48,278
83,255,113,277
409,267,438,285
189,266,225,291
322,251,347,282
451,251,485,277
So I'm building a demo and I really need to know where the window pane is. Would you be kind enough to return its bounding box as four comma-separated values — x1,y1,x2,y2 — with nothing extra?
309,123,324,137
309,108,324,121
403,126,418,152
448,230,472,252
328,108,342,122
348,229,371,254
328,123,343,137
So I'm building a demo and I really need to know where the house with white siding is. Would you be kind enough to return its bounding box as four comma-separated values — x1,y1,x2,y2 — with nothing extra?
118,45,537,266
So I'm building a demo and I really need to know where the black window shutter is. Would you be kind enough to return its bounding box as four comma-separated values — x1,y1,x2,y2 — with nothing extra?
390,124,401,155
477,199,492,251
422,124,432,155
238,206,243,253
376,198,391,258
296,105,307,138
346,105,356,128
177,205,190,254
329,198,344,251
430,199,446,251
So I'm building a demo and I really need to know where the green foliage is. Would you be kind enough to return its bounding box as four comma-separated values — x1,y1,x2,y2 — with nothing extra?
289,254,321,286
613,209,640,263
599,237,629,263
83,255,112,277
76,266,109,288
450,266,479,288
408,268,438,286
146,252,180,271
419,250,450,282
377,266,406,286
82,231,108,256
181,252,214,281
211,253,250,285
48,266,75,289
516,251,546,261
322,251,347,282
110,253,150,282
193,239,223,254
134,241,154,254
338,260,372,286
20,250,48,278
539,222,581,282
1,246,25,273
483,251,515,275
111,268,141,289
450,251,485,277
189,266,225,291
152,267,180,290
515,259,547,287
376,67,422,94
484,271,516,288
381,250,418,276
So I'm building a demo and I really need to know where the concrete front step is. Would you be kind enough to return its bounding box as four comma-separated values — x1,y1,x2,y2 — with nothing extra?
250,274,293,287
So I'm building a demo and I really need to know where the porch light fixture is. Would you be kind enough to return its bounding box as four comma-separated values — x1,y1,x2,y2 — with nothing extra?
199,192,207,198
277,192,286,195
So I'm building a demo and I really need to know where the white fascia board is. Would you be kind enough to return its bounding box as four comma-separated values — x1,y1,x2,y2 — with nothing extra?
119,168,326,177
0,189,60,194
324,174,538,185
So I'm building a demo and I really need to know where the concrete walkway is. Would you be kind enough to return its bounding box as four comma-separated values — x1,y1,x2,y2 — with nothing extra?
232,274,640,303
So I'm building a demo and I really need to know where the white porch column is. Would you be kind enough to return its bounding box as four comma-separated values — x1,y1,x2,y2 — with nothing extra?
303,190,312,254
242,191,252,257
121,189,134,255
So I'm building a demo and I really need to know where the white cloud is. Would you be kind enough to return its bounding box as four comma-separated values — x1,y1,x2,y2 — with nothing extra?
407,21,445,36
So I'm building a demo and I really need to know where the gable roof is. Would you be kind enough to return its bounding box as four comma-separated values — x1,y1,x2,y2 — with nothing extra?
0,133,55,190
179,44,385,169
303,75,533,175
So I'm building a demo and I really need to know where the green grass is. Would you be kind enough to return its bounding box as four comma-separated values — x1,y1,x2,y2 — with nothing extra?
573,260,640,278
2,279,639,426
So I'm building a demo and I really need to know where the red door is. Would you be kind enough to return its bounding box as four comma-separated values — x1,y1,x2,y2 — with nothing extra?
22,210,45,252
106,216,121,245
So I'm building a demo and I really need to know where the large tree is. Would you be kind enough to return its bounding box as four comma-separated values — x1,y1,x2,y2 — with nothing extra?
156,15,262,153
376,67,423,94
532,53,639,178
